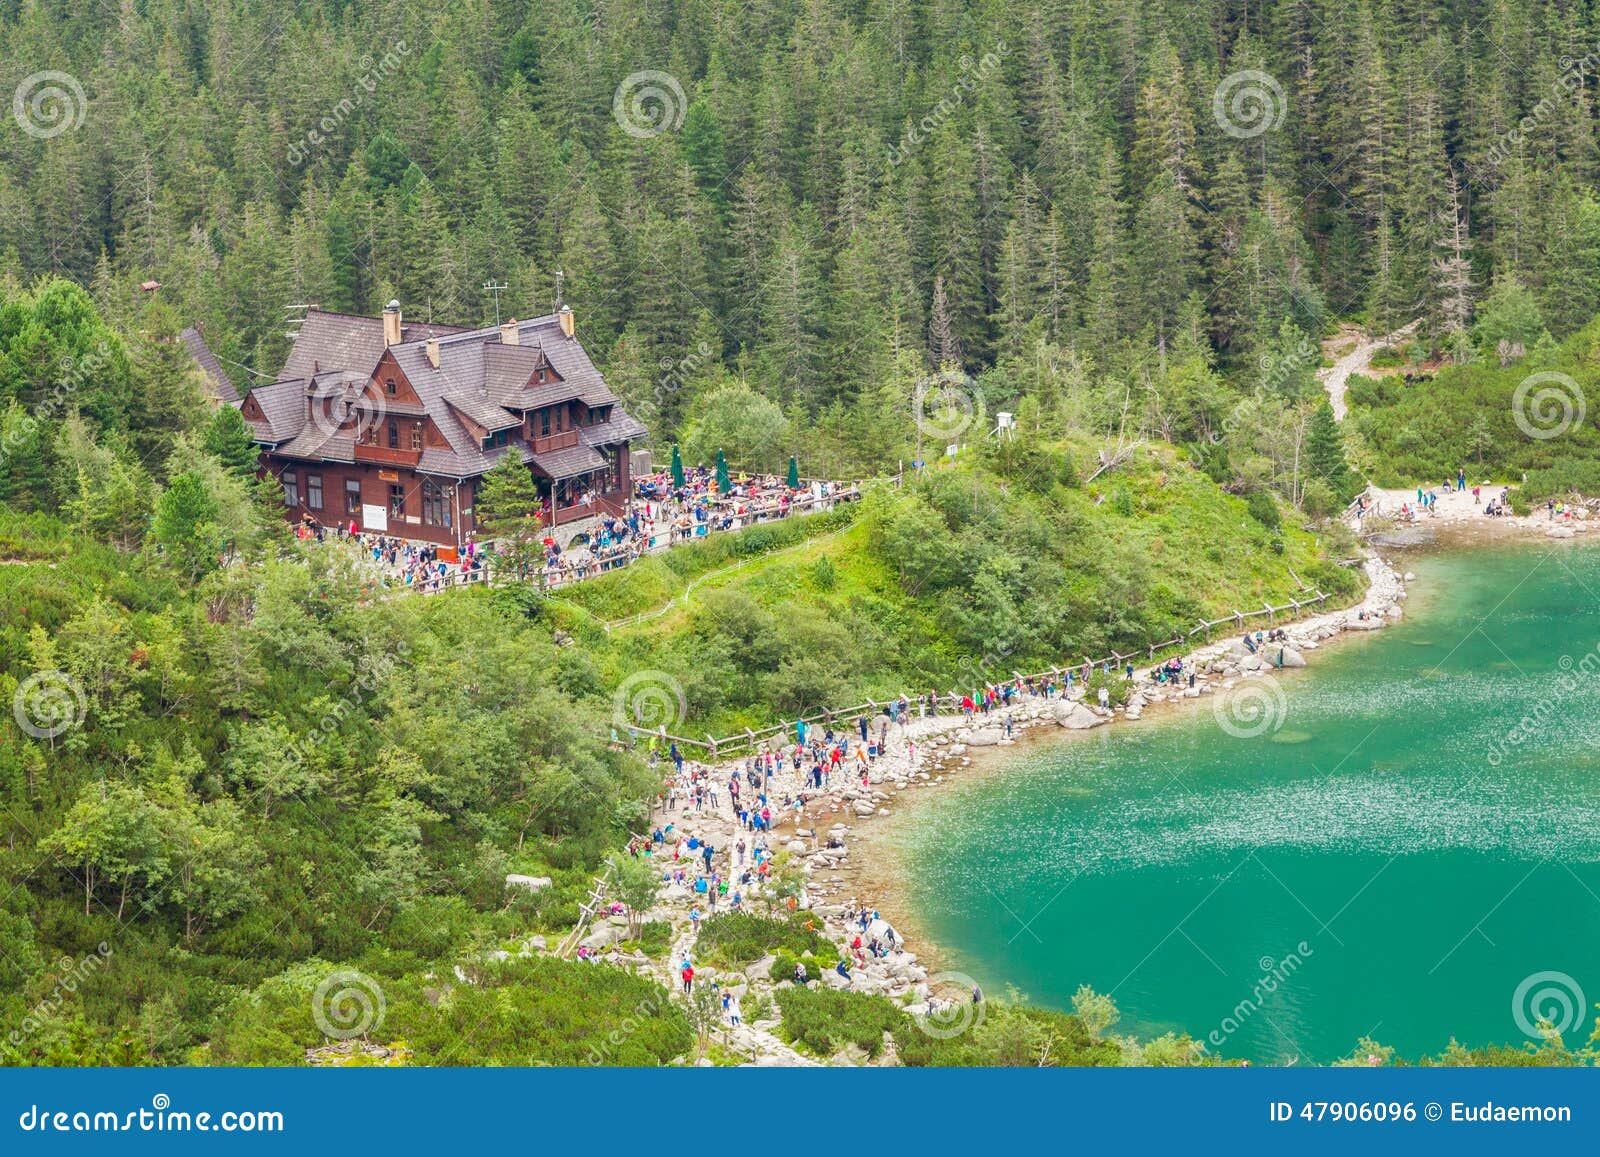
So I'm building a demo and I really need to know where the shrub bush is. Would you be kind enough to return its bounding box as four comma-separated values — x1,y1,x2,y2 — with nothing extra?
774,985,905,1058
694,912,832,969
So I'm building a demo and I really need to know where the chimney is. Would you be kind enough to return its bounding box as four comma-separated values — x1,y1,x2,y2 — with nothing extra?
425,338,440,369
558,305,575,339
500,319,520,346
382,300,402,347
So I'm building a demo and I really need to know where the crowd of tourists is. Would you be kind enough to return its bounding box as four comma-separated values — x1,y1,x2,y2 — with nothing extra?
288,463,856,595
294,514,488,591
538,466,857,589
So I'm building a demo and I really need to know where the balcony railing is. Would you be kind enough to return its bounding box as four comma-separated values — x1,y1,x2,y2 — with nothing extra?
354,442,423,466
530,428,580,454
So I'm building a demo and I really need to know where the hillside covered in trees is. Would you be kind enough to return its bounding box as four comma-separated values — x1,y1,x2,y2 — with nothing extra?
5,0,1600,467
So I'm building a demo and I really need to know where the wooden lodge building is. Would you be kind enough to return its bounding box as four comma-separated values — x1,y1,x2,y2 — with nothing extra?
239,301,646,548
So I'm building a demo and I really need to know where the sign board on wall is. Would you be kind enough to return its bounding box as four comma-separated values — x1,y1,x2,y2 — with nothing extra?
363,504,388,532
379,470,399,482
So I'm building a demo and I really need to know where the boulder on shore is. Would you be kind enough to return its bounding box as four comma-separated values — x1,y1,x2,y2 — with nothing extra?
966,727,1004,746
1054,700,1109,729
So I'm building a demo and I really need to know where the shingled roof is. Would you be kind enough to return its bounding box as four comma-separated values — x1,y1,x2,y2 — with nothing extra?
179,327,240,404
242,306,644,481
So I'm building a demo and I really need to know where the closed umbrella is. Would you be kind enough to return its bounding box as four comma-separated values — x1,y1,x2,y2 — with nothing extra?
670,444,685,489
715,448,730,492
787,455,800,489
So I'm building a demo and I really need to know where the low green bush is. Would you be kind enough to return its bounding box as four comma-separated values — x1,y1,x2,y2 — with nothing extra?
775,985,905,1059
694,912,833,969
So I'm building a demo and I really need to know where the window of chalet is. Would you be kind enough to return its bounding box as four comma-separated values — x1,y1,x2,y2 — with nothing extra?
410,423,423,451
601,446,620,492
282,469,299,508
422,481,447,526
539,408,551,437
345,479,362,514
389,484,406,518
306,474,323,510
388,420,399,449
481,428,511,451
385,378,397,395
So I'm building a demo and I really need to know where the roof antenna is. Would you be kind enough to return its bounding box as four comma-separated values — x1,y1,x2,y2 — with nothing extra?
482,280,508,327
554,268,565,313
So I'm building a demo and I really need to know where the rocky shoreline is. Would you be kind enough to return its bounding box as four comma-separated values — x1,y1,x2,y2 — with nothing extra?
558,549,1425,1064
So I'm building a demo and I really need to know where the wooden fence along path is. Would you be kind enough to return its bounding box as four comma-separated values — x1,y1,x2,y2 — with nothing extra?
627,590,1333,761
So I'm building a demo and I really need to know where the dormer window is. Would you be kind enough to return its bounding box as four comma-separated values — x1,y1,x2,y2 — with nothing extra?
481,428,511,450
385,378,397,395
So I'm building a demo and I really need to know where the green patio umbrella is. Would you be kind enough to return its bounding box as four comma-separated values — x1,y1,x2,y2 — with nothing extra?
670,444,685,488
786,455,800,489
715,448,730,492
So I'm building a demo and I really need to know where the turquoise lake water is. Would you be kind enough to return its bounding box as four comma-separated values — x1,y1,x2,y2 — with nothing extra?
898,542,1600,1063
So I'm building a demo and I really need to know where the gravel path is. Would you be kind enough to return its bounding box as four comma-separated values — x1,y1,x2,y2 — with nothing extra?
1320,320,1418,420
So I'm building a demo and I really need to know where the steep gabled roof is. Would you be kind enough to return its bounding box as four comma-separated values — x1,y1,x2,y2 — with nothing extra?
179,327,240,404
245,306,643,479
242,378,307,443
279,310,467,382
